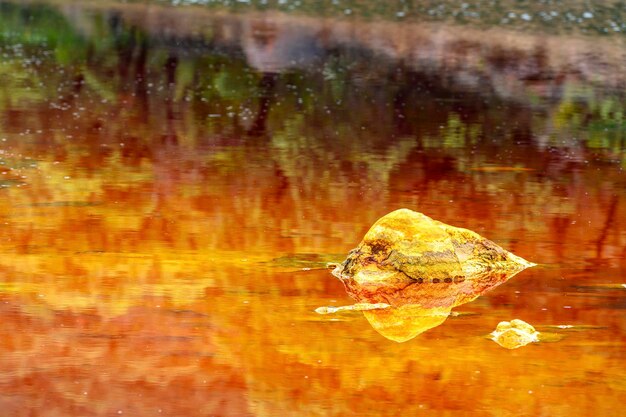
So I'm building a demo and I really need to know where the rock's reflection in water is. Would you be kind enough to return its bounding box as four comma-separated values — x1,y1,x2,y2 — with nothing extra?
331,270,523,342
362,305,451,343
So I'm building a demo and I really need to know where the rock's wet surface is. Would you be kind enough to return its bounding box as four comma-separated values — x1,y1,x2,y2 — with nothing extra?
322,209,535,341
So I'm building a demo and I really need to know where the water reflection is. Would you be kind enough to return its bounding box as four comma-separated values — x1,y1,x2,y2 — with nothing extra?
363,305,451,343
0,1,625,416
243,19,324,73
342,270,519,342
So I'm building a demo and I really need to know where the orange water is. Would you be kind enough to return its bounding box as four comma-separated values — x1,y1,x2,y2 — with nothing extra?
0,2,625,416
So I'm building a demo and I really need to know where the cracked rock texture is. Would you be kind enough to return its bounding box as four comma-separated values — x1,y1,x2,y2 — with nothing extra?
332,208,535,306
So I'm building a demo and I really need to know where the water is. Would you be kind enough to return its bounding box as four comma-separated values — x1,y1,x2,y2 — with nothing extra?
0,1,625,416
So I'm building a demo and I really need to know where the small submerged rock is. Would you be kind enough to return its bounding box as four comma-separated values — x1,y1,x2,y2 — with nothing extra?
489,319,540,349
314,303,390,314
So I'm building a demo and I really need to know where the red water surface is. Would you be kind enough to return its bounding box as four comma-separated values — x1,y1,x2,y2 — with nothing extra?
0,2,625,416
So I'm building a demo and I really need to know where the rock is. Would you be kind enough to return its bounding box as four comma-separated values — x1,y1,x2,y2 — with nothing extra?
489,319,540,349
320,209,536,342
332,208,535,306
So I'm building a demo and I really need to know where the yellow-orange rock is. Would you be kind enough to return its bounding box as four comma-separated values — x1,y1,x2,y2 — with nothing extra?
321,209,536,342
332,208,535,307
